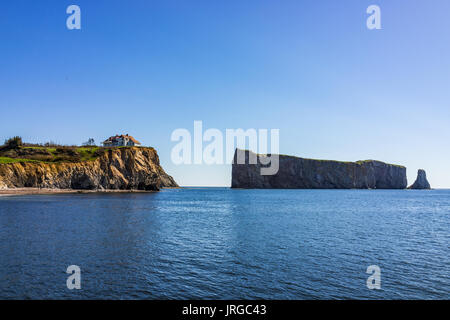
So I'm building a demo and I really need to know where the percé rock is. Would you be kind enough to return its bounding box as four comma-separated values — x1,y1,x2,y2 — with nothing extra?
0,147,178,191
408,169,431,190
232,149,407,189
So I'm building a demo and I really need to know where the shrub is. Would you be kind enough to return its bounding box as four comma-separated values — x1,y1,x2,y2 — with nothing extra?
44,141,62,147
4,136,23,149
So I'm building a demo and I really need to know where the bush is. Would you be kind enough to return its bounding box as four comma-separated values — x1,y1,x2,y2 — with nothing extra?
4,136,23,149
44,141,62,147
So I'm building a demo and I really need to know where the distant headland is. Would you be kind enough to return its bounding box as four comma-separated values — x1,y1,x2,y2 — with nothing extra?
232,149,431,190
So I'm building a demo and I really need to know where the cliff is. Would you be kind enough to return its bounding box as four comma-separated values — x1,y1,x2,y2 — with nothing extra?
0,147,178,191
231,149,407,189
408,169,431,190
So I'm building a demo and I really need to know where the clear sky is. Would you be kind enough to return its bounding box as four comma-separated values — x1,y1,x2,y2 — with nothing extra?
1,0,449,187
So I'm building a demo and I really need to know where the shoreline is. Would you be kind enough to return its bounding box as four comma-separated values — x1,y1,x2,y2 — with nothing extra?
0,187,445,197
0,188,170,197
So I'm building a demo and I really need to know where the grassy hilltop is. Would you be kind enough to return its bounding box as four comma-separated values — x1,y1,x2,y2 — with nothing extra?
0,136,138,164
0,137,177,190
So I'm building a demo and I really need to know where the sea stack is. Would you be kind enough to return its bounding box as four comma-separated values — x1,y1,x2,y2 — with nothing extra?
408,169,431,190
231,149,407,189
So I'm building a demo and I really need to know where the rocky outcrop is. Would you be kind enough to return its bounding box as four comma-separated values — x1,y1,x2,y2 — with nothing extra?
231,149,407,189
408,169,431,190
0,147,178,191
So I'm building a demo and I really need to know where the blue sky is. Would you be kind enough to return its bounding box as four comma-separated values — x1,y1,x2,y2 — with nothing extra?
1,0,449,187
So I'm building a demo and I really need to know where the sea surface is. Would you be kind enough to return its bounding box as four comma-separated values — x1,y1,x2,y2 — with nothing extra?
0,188,448,299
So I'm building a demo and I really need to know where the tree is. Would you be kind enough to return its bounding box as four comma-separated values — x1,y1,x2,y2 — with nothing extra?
82,138,96,146
4,136,22,149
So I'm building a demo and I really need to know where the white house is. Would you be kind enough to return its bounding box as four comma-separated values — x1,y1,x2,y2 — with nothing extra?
103,134,142,147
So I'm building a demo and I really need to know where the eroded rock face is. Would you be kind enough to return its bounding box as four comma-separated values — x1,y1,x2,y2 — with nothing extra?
0,147,178,190
408,169,431,190
231,149,407,189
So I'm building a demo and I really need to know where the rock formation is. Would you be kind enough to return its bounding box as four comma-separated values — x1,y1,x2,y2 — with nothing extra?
408,169,431,190
231,149,407,189
0,147,178,191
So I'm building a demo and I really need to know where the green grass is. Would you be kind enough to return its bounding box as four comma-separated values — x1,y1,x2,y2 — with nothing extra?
0,146,148,164
0,157,36,164
19,146,101,161
76,147,100,161
22,146,57,152
356,160,405,168
0,146,101,163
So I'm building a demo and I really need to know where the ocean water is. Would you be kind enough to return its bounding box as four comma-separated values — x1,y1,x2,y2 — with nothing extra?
0,188,448,299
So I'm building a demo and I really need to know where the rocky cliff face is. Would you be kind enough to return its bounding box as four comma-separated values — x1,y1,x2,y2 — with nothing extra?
231,149,407,189
408,169,431,189
0,147,178,191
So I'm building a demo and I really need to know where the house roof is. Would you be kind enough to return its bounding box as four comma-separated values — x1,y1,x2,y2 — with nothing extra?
103,134,141,145
126,135,141,144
